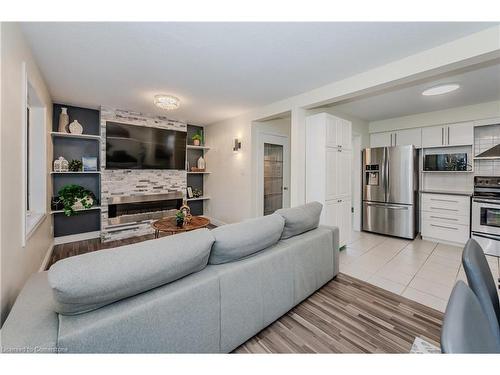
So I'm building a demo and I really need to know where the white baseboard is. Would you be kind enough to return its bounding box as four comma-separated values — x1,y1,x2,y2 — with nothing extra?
204,216,227,227
39,242,54,272
54,231,101,245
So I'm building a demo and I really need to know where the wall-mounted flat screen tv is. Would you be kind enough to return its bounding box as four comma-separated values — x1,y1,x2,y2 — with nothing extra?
105,122,186,170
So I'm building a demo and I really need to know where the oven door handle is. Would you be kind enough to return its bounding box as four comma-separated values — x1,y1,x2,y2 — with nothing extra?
473,232,500,241
473,199,500,206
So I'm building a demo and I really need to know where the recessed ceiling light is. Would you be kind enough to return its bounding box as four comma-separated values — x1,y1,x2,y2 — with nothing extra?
154,94,180,110
422,84,460,96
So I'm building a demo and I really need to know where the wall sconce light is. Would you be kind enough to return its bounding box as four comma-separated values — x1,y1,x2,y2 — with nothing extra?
233,138,242,152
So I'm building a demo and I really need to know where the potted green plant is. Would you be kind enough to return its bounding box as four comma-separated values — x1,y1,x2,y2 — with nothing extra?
68,159,83,172
192,131,203,146
175,210,185,228
57,184,96,216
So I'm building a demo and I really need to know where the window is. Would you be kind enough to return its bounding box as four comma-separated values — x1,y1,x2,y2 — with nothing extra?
23,72,47,242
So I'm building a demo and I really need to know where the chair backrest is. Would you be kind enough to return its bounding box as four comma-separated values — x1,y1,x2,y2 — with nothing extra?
441,281,500,353
462,238,500,345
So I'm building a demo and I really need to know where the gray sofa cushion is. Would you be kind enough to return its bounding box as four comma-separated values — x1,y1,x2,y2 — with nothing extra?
275,202,322,239
48,228,215,315
208,214,285,265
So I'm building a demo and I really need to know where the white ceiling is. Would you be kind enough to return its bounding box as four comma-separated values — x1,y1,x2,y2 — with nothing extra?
330,63,500,121
21,22,498,125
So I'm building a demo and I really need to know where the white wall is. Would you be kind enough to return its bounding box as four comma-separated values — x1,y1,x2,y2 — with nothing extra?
369,100,500,133
1,23,53,326
204,26,500,224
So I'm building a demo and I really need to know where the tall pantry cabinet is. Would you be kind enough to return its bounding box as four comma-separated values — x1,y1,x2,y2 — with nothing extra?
306,113,352,247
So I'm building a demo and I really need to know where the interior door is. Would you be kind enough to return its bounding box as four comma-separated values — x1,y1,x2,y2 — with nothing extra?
363,147,386,203
386,145,414,205
263,142,284,215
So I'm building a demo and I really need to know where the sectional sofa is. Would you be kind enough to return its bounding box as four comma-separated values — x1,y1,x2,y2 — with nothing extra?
2,202,339,353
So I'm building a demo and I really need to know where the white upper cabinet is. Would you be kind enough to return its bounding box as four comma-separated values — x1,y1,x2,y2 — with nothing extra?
370,128,422,148
447,122,473,146
395,128,422,148
422,122,473,148
370,132,392,148
421,126,445,148
326,115,352,149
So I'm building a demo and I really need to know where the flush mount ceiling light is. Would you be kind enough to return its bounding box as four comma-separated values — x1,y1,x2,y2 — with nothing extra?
421,84,460,96
154,94,180,110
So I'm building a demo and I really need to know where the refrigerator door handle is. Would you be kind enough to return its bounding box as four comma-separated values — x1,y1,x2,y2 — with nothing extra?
366,203,408,210
385,148,390,202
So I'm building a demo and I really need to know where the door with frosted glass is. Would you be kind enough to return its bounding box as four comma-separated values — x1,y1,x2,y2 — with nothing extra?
264,143,284,215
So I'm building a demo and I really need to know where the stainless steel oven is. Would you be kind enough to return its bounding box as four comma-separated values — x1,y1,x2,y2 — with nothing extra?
472,176,500,257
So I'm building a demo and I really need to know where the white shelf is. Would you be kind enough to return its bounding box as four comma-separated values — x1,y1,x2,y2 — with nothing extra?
421,170,473,173
473,156,500,160
187,171,211,174
186,145,210,150
186,196,211,202
51,171,101,174
51,132,101,140
51,206,101,214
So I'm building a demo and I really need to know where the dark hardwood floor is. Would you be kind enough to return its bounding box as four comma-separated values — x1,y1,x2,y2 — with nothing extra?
48,235,443,353
234,273,443,353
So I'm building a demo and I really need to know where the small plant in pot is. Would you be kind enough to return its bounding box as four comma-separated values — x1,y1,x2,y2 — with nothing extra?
175,210,185,228
57,184,96,216
192,131,203,146
68,159,83,172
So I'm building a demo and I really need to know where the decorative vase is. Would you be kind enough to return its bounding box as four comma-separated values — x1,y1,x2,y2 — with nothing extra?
69,120,83,134
58,107,69,133
197,156,205,170
193,139,200,146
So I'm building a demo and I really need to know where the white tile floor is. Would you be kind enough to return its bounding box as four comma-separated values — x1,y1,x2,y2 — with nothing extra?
340,231,500,312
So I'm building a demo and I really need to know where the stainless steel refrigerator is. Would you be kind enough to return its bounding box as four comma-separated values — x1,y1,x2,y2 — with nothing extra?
362,145,418,239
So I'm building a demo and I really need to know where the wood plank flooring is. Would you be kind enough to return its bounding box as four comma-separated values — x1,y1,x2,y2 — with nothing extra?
234,273,443,353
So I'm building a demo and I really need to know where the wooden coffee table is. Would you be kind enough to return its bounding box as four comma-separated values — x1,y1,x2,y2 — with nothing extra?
151,216,210,239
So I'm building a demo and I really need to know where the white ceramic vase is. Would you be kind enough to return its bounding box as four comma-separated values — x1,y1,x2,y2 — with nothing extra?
197,156,205,170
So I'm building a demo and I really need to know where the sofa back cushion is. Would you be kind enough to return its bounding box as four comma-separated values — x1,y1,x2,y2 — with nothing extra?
275,202,322,239
209,214,285,265
48,228,215,315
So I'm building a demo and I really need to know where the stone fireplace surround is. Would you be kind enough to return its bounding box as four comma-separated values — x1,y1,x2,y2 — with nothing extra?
100,106,187,242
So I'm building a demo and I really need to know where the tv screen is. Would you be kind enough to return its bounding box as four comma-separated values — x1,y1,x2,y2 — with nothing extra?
105,122,186,170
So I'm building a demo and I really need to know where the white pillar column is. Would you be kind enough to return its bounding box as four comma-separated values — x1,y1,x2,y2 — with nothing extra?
290,106,307,207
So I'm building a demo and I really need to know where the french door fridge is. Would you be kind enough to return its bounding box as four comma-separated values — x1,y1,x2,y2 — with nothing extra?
362,145,418,239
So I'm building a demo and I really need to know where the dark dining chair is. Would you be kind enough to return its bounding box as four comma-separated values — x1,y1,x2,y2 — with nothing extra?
462,238,500,346
441,281,500,353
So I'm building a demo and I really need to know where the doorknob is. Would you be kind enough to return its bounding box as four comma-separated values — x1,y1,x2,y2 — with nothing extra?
283,187,288,190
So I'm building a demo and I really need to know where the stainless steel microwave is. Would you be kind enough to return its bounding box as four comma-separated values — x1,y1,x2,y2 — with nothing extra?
424,153,468,171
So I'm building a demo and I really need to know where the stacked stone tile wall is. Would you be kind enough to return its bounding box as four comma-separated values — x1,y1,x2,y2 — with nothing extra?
100,106,187,242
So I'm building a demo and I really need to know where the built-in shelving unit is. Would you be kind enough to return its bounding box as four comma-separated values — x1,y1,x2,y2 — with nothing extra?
51,131,101,140
186,125,209,216
51,171,101,174
51,103,101,242
51,206,102,214
186,196,211,202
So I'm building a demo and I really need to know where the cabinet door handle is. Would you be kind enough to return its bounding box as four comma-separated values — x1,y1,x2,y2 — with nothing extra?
394,133,397,146
430,215,459,221
441,128,444,145
430,198,458,203
431,223,458,230
390,133,393,146
430,206,459,212
447,126,450,145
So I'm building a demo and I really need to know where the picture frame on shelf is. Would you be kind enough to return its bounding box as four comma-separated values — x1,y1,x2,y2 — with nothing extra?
187,186,194,199
82,156,98,171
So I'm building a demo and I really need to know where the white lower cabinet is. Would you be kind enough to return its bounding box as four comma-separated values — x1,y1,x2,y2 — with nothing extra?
420,193,470,245
324,198,351,248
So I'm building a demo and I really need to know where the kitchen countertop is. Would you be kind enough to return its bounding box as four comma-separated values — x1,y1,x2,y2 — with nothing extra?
419,189,473,197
